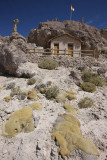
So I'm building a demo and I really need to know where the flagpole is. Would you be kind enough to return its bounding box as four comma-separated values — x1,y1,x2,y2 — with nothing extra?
70,10,72,20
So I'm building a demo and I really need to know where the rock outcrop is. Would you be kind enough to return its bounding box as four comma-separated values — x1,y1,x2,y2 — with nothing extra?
0,19,30,76
101,27,107,40
0,34,27,75
27,20,107,51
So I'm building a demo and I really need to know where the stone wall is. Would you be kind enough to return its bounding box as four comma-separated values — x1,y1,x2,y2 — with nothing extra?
26,53,100,68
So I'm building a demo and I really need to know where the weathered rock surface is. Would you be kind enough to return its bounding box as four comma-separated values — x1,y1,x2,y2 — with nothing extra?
101,27,107,40
69,70,83,86
27,21,107,51
0,34,27,75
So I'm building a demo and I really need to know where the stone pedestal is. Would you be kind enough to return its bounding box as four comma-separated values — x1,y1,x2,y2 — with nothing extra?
12,19,19,35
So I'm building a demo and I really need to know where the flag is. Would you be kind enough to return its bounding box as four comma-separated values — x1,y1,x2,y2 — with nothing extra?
71,5,75,11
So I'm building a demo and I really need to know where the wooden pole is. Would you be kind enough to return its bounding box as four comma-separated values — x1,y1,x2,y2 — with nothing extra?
81,17,84,24
70,10,72,20
64,48,66,55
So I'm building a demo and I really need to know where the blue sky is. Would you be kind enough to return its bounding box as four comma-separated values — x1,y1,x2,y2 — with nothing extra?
0,0,107,37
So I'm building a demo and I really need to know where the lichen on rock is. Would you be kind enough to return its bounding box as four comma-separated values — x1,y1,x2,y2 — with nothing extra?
2,108,35,137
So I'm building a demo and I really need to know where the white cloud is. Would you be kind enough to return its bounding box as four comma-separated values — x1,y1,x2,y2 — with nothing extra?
86,20,93,25
86,15,100,25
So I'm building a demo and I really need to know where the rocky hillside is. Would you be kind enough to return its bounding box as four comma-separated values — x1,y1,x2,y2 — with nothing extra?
0,60,107,160
27,20,107,51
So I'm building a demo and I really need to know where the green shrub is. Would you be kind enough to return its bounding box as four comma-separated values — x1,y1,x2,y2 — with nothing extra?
18,92,27,100
81,70,102,86
45,86,59,99
27,78,36,85
10,87,27,100
89,76,103,86
10,86,21,97
38,58,59,70
80,82,96,92
82,70,93,82
78,97,94,108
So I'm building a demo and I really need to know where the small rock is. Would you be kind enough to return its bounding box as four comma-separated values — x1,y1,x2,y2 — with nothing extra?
97,67,106,75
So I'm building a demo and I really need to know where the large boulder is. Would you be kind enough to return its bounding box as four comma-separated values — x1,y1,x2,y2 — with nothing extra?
27,20,107,51
0,34,27,75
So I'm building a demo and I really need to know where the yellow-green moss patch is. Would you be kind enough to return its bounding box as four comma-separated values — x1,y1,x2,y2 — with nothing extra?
62,103,78,114
29,102,43,110
2,108,35,137
0,86,3,89
66,90,76,100
52,113,99,158
77,137,99,156
27,78,36,85
27,90,38,100
67,90,75,95
39,88,46,94
4,96,11,102
67,94,76,100
52,131,70,158
60,114,80,127
56,93,67,103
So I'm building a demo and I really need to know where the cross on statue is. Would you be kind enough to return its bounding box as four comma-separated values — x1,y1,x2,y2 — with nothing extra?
12,19,19,34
